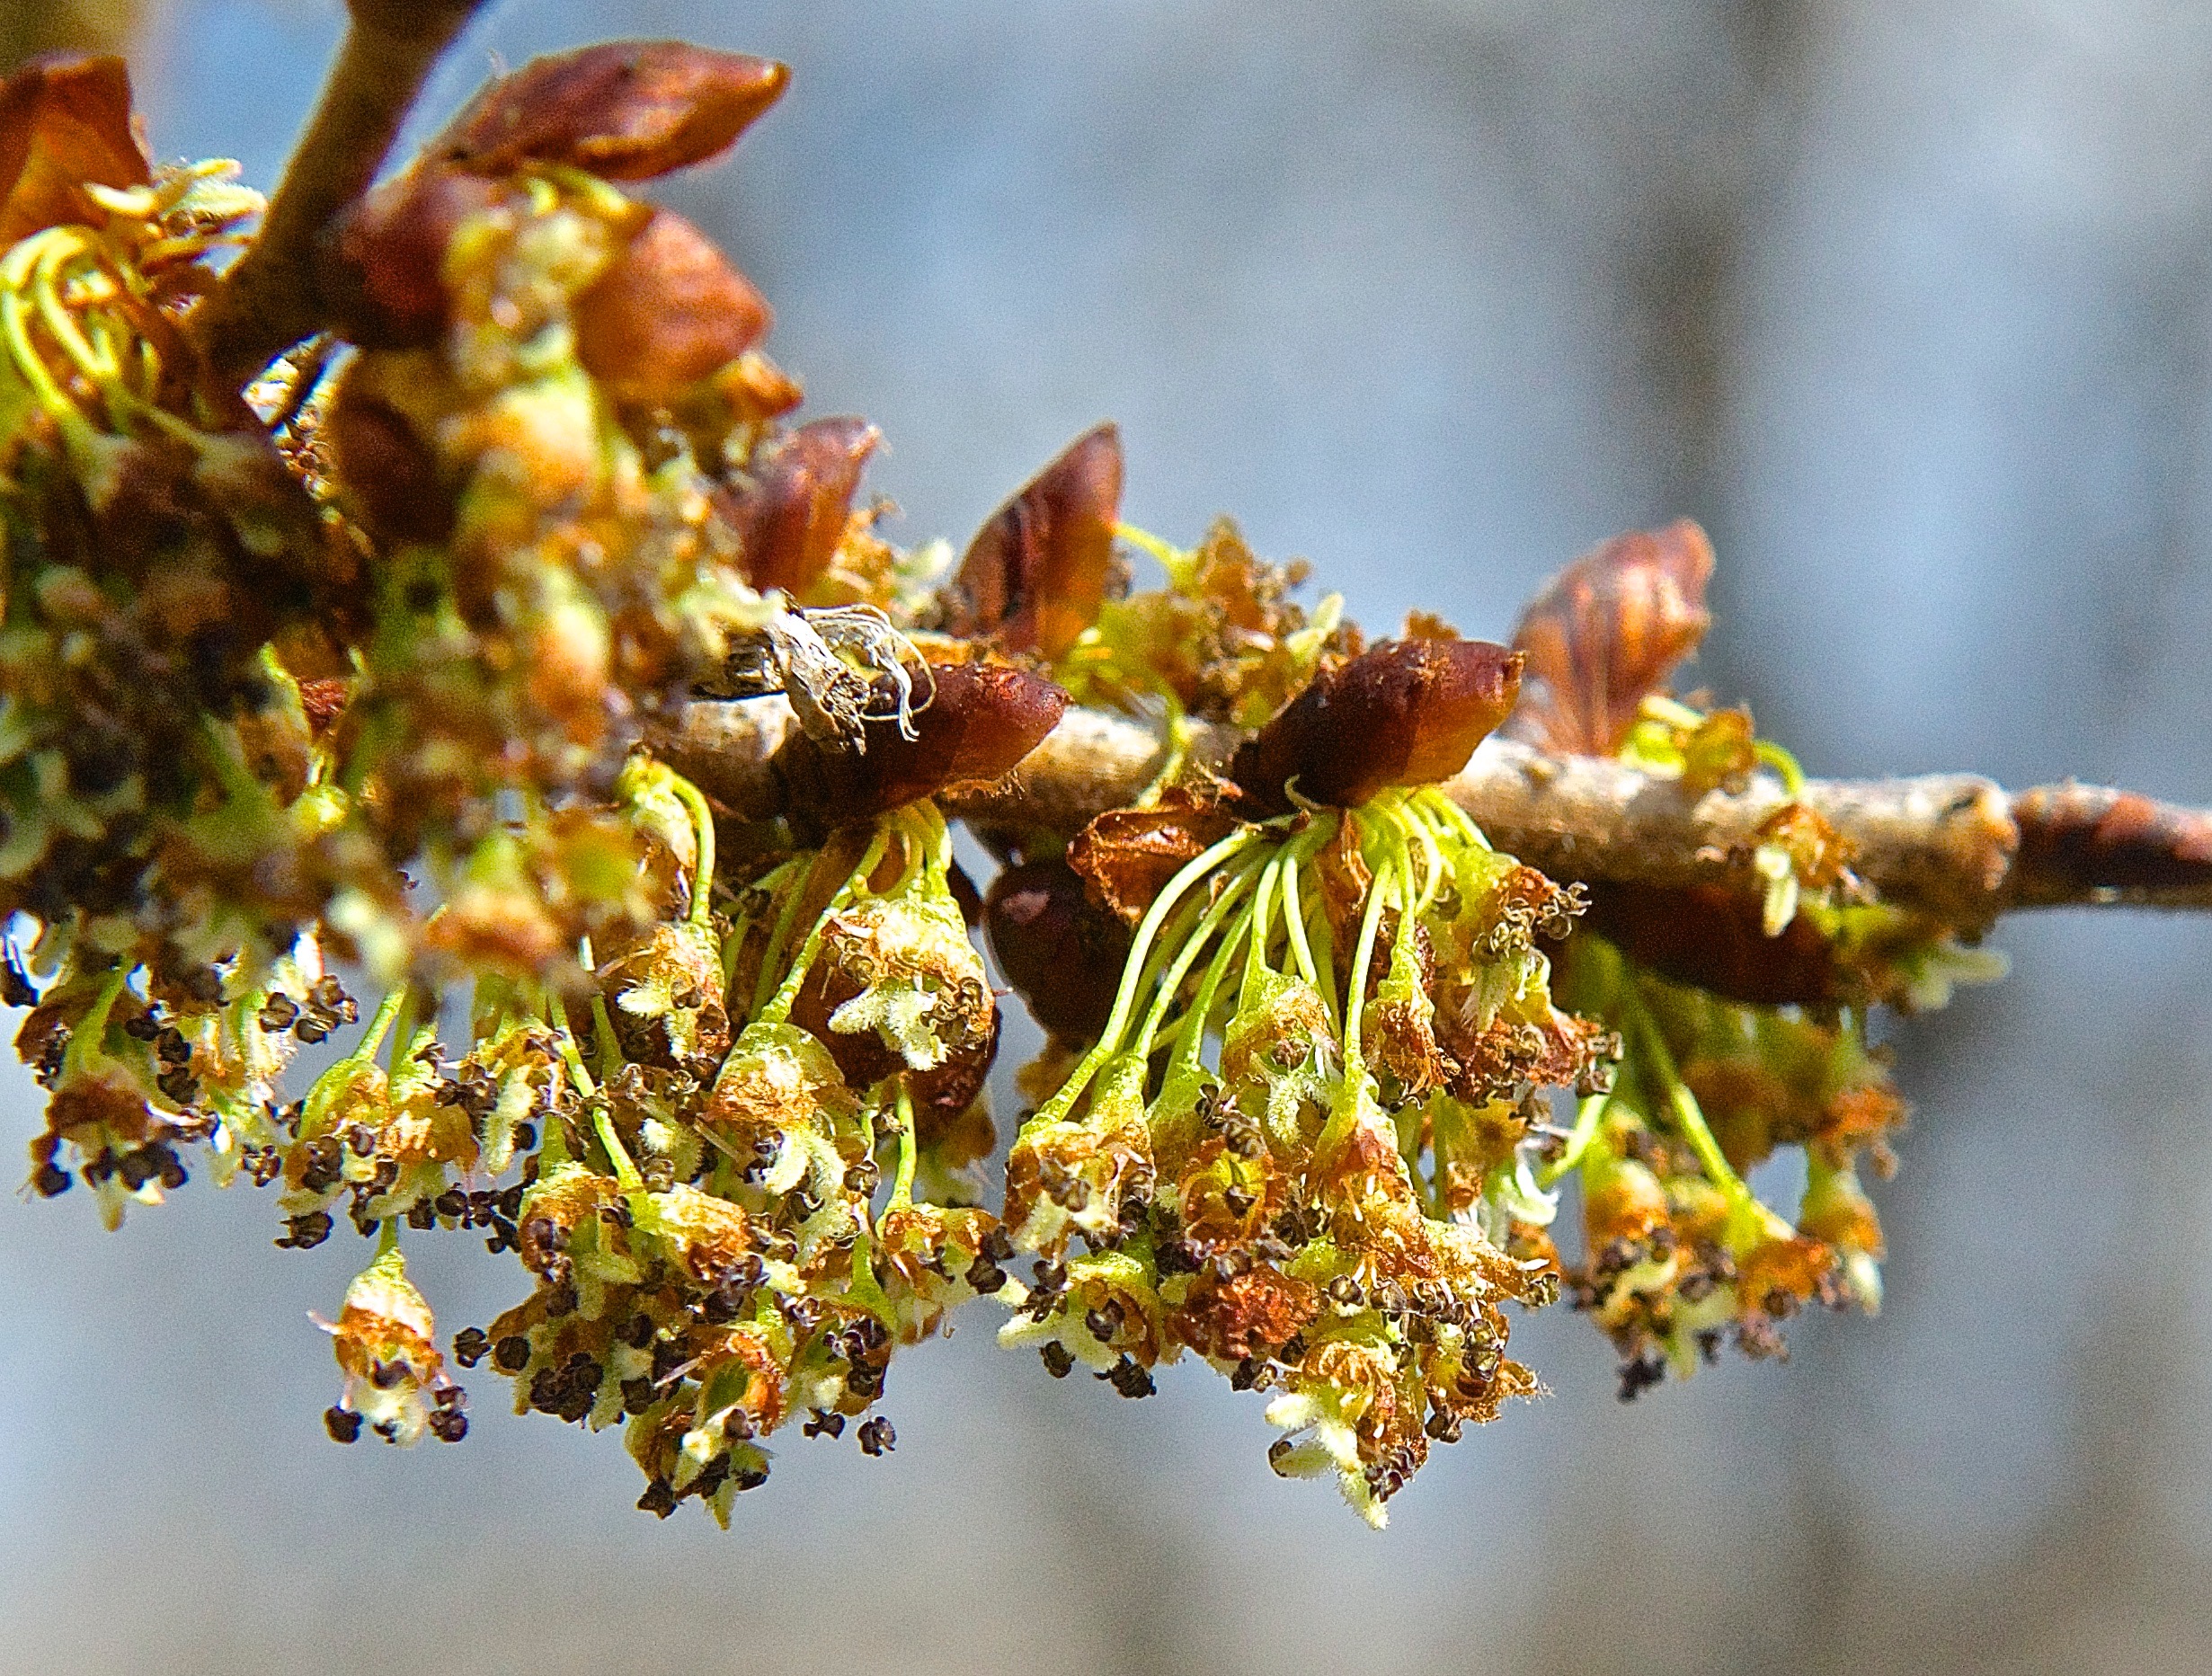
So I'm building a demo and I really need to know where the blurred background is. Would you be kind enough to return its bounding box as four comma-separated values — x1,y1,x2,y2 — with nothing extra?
7,1,2212,1672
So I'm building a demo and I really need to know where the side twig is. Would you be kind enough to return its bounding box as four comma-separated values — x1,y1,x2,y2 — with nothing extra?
191,0,486,388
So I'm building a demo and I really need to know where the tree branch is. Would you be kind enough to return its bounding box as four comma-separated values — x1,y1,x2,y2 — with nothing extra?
654,696,2212,928
191,0,485,388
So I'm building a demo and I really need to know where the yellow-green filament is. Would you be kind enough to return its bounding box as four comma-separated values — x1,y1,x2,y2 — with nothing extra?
1032,825,1260,1126
759,828,890,1027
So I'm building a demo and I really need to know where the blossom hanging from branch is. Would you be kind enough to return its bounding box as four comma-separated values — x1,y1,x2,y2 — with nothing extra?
4,7,2209,1530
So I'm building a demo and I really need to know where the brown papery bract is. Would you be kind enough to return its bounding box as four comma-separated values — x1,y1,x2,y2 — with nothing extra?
430,41,790,182
774,661,1068,829
573,209,770,402
1508,519,1713,757
946,421,1123,660
1227,637,1522,813
1578,882,1844,1008
1066,791,1240,925
0,55,150,245
718,417,880,596
323,366,454,544
982,858,1132,1040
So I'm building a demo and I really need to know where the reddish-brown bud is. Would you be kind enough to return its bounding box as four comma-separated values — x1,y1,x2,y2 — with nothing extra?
984,859,1133,1041
947,422,1123,660
0,55,149,244
1228,637,1522,812
324,368,453,544
775,661,1068,827
324,167,508,349
2009,785,2212,905
718,418,880,596
1579,883,1843,1007
1509,519,1714,757
431,41,790,182
573,209,769,401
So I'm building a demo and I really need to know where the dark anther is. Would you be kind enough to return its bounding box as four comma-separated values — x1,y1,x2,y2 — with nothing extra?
276,1210,333,1250
1616,1353,1667,1403
1040,1341,1075,1379
637,1478,678,1519
324,1406,362,1444
803,1409,845,1439
857,1416,895,1456
428,1407,468,1442
1100,1356,1154,1398
964,1254,1007,1293
452,1327,491,1369
493,1334,532,1373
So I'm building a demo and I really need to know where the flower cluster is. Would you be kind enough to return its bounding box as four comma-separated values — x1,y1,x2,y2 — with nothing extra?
1507,522,2000,1391
3,28,2047,1531
990,638,1604,1523
0,41,1039,1502
466,792,1018,1522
